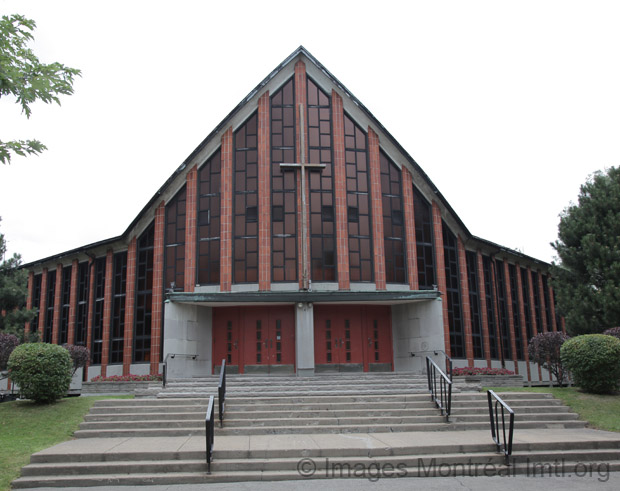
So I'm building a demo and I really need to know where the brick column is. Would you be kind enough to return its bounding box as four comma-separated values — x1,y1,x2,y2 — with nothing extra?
51,264,63,345
332,90,349,290
122,237,137,375
457,237,474,366
503,261,519,374
101,250,114,378
67,260,79,345
369,128,386,290
402,168,419,291
258,91,272,291
431,201,450,357
489,259,503,364
25,271,34,333
515,265,532,382
85,259,96,381
476,251,492,368
548,280,558,332
184,166,198,292
151,202,166,375
38,268,48,338
538,271,548,333
295,61,309,289
526,266,542,379
220,127,233,291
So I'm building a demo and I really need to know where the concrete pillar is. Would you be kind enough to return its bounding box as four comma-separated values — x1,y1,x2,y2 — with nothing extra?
295,302,315,376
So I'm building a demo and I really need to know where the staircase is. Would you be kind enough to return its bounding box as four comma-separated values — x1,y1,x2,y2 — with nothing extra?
12,374,620,487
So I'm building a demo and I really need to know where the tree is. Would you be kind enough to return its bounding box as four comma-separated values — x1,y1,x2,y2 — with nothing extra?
552,166,620,335
0,14,81,164
528,332,570,387
0,218,35,341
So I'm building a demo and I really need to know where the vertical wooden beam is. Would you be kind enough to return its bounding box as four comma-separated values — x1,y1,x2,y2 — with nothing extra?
402,168,419,291
220,127,233,292
332,90,349,290
151,202,166,375
294,61,308,289
369,128,386,290
258,91,272,291
184,166,198,292
122,237,137,375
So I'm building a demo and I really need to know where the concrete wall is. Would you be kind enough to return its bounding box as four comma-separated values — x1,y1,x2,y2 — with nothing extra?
391,298,445,373
163,301,212,378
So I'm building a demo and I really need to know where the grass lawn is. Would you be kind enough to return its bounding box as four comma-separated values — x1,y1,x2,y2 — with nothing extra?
0,395,133,491
487,386,620,433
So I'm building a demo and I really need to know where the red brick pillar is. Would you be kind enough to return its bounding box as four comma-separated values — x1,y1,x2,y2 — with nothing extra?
538,271,548,333
85,259,96,381
100,250,114,378
51,264,63,345
184,166,198,292
38,268,48,338
515,265,532,382
67,260,79,345
548,280,558,332
489,259,503,363
295,61,309,289
151,201,166,375
457,237,474,366
431,201,450,357
369,128,386,290
220,127,233,292
503,261,519,374
332,90,349,290
258,91,272,291
25,271,34,333
476,251,492,368
402,168,419,291
526,266,542,379
122,237,137,375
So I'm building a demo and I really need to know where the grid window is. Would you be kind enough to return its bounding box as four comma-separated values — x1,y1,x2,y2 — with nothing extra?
197,150,221,285
307,77,336,282
271,78,298,282
344,113,373,282
482,255,499,359
381,151,406,284
466,250,484,359
109,251,127,364
520,267,534,344
508,264,524,360
494,259,512,361
59,267,71,345
233,112,259,283
413,187,435,289
91,257,106,364
74,262,90,346
442,222,464,358
134,223,154,363
30,274,42,335
43,270,56,344
165,186,186,292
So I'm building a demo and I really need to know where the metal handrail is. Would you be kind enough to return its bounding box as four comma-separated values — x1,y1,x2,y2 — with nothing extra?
205,395,214,474
487,390,515,465
426,356,452,421
162,353,199,388
218,358,226,427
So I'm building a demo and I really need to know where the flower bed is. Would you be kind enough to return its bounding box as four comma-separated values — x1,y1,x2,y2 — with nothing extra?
452,367,514,376
452,366,523,387
90,374,162,382
83,373,163,394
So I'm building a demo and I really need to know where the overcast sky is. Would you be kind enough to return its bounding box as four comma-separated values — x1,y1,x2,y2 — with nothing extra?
1,0,619,265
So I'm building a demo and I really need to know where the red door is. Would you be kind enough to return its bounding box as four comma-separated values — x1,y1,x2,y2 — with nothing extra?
314,305,393,372
213,308,241,374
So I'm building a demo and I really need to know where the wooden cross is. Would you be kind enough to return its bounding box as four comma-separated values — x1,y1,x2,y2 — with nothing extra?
280,103,325,290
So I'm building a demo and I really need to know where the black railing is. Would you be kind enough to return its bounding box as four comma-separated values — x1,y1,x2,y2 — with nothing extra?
162,353,199,388
205,395,214,474
487,390,515,465
162,362,167,388
426,356,452,421
218,358,226,427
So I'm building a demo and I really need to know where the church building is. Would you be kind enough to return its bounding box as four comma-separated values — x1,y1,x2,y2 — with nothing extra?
22,47,563,383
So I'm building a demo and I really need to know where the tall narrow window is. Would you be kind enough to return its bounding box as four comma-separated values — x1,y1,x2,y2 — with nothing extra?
520,267,534,344
508,264,524,360
91,257,106,365
307,77,336,282
43,270,56,344
233,113,259,283
134,223,154,363
413,187,435,289
494,259,512,361
466,250,484,359
30,274,42,335
59,267,71,345
165,186,186,292
271,78,298,282
197,150,221,285
74,261,90,346
381,151,406,283
482,255,499,359
344,114,372,282
442,222,464,358
531,271,543,334
109,251,127,364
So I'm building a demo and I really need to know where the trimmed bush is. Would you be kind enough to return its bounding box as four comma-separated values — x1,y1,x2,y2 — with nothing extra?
528,331,571,387
63,344,90,376
560,334,620,394
7,343,72,403
0,332,20,370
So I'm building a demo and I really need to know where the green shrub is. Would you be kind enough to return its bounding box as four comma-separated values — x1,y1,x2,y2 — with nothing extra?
560,334,620,394
7,343,72,403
